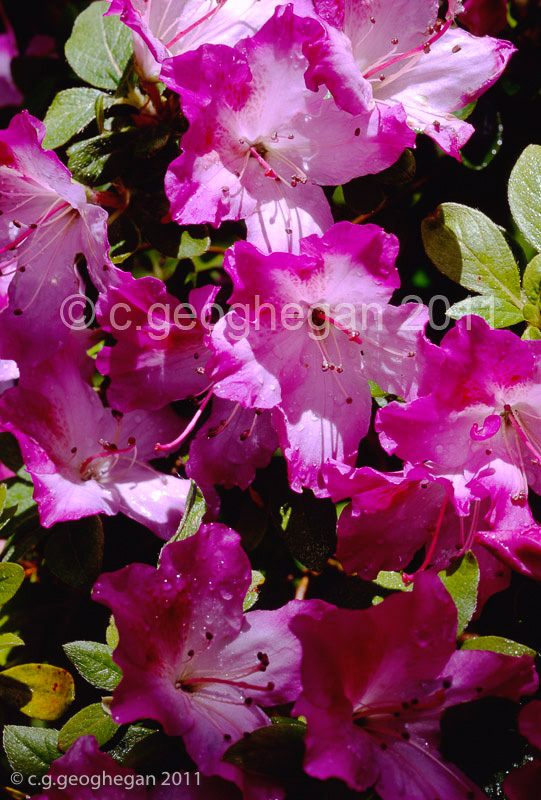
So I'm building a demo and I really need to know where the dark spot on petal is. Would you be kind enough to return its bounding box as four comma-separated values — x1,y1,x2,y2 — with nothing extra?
205,631,213,640
401,731,410,740
380,742,387,750
224,734,232,741
443,679,451,689
354,127,360,136
244,697,253,706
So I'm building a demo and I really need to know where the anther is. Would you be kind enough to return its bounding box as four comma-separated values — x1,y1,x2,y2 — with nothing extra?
452,45,461,53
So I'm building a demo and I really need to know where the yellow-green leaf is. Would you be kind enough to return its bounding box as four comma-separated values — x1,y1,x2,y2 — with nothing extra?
0,664,75,720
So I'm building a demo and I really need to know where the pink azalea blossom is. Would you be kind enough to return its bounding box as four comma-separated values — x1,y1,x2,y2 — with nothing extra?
377,316,541,521
93,524,311,791
0,3,22,107
0,112,120,365
0,356,17,395
106,0,313,81
162,6,414,253
29,735,235,799
504,701,541,800
96,271,218,411
304,0,515,157
292,572,538,799
186,397,278,491
323,460,524,608
207,222,440,495
29,735,147,800
0,338,190,537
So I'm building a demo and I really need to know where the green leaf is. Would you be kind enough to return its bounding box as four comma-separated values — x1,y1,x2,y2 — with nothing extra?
65,1,133,90
439,552,479,636
43,88,115,149
178,230,211,259
0,562,25,607
447,295,524,328
422,203,523,326
243,570,265,611
3,726,60,777
523,253,541,306
522,325,541,340
107,723,159,766
273,490,337,572
0,632,24,651
106,616,119,649
167,480,206,545
223,723,306,779
109,214,141,264
508,144,541,252
58,703,119,752
44,517,104,591
63,641,122,691
0,664,75,720
461,635,536,658
67,131,134,185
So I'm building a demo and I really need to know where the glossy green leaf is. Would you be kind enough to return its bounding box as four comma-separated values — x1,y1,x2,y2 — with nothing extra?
178,230,211,259
523,253,541,305
63,641,122,691
44,517,104,591
167,480,206,545
0,562,25,607
0,664,75,720
243,570,265,611
439,552,479,636
43,88,114,149
273,490,337,572
522,325,541,340
461,635,536,658
422,203,523,326
65,1,133,90
67,131,134,185
106,616,119,649
3,726,60,777
0,632,24,651
508,144,541,252
58,703,119,752
447,295,524,328
223,723,306,779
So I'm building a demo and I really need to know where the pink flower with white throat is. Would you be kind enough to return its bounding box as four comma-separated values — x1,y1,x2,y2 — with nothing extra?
106,0,314,81
0,111,120,365
304,0,516,157
93,524,313,790
207,221,440,495
163,5,414,254
0,338,190,537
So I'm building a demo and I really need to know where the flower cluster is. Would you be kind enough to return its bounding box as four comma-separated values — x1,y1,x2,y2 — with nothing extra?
1,1,539,799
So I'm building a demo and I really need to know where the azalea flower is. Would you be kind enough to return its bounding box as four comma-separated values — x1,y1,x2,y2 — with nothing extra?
106,0,314,80
30,735,236,799
0,338,190,537
96,271,218,411
322,460,535,608
377,316,541,519
162,5,414,253
186,397,278,491
304,0,515,157
207,221,439,495
292,572,538,799
0,111,119,365
93,524,313,788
